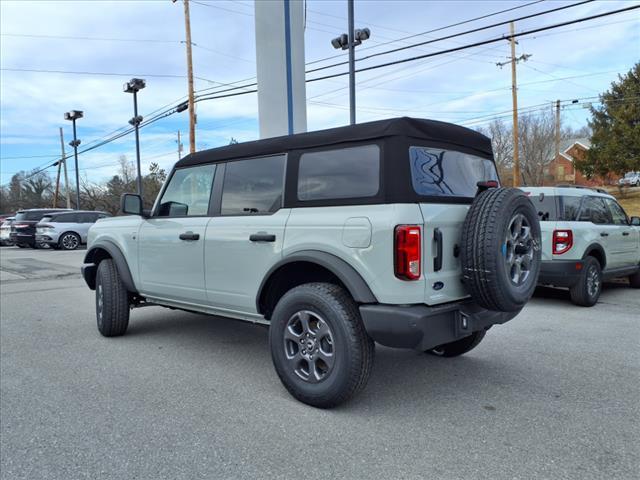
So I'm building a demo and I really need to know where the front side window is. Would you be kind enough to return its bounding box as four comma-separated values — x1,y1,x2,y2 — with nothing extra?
221,155,285,215
157,164,216,217
298,145,380,201
409,147,498,198
579,196,612,224
604,198,628,225
54,213,79,223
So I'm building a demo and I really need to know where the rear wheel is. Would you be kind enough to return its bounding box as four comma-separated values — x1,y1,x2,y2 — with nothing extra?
629,268,640,288
59,232,80,250
570,256,602,306
269,283,375,408
17,243,28,248
95,259,130,337
427,331,486,357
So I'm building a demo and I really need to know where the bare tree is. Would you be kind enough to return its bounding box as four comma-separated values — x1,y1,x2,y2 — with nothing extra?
477,119,513,180
517,111,557,186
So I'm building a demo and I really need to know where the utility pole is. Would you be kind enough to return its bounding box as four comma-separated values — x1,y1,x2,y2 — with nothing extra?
496,22,530,187
347,0,356,125
60,127,71,209
177,0,196,153
53,155,62,208
555,99,561,161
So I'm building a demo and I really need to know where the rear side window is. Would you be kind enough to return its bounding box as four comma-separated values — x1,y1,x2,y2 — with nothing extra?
579,196,612,224
54,213,79,223
78,213,99,223
560,196,582,221
409,147,498,198
297,145,380,201
221,155,286,215
158,164,216,217
529,193,558,221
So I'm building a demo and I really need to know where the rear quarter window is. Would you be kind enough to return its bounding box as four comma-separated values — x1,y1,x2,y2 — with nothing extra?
297,144,380,201
559,196,582,221
409,147,498,198
528,193,559,221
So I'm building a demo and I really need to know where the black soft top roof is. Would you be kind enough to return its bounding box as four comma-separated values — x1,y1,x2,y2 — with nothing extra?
176,117,492,168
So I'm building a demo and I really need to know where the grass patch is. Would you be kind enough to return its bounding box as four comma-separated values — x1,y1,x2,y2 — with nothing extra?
605,186,640,216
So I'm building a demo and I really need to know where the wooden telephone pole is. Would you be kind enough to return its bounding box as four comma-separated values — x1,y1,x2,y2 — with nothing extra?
177,0,196,154
497,22,530,187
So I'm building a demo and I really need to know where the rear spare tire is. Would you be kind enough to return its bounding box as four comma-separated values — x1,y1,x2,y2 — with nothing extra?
461,187,541,312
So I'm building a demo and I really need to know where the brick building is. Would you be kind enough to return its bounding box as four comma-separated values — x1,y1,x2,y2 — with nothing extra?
544,138,620,187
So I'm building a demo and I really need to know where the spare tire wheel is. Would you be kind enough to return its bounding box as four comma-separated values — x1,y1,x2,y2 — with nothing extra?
461,187,541,312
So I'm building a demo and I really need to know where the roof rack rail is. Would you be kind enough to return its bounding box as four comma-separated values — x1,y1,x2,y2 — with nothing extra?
555,184,608,194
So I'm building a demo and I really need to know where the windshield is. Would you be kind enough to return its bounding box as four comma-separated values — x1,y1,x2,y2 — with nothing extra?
15,211,48,221
409,146,499,198
624,172,637,178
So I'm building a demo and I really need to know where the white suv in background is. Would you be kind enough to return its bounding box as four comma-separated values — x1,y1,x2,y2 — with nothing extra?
522,186,640,306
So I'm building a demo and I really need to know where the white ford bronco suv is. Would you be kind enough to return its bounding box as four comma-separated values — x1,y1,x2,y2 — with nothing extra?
521,186,640,306
82,118,541,408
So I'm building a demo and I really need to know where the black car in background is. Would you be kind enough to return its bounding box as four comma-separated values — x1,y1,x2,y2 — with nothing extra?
10,208,72,248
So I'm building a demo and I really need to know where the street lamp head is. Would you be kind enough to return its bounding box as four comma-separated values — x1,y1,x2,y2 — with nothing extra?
64,110,84,121
331,33,349,50
123,78,146,93
355,28,370,41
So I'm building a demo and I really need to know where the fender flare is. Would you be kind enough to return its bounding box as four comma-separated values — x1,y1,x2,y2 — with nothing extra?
83,240,137,292
581,243,607,269
256,250,378,313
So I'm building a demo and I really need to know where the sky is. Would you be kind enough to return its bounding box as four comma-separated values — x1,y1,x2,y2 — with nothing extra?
1,0,639,187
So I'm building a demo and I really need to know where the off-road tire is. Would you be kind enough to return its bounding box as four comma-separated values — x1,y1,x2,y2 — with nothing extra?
427,330,487,357
461,187,541,312
569,256,602,307
59,232,81,250
628,268,640,288
269,283,375,408
95,259,130,337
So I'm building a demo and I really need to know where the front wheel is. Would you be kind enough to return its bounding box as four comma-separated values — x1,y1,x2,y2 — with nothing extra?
427,331,487,357
269,283,375,408
570,256,602,306
95,259,130,337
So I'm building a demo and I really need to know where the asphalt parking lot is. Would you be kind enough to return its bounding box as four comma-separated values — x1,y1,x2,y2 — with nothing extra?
1,246,638,480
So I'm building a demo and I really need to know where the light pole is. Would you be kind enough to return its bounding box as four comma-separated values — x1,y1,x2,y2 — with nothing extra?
331,0,370,125
64,110,83,209
124,78,146,198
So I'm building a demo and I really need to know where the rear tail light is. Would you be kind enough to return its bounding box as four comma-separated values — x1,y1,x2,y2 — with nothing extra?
394,225,421,280
553,229,573,255
13,223,29,229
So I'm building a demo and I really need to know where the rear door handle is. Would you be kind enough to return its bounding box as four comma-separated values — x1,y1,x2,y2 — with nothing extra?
249,233,276,242
600,232,609,237
433,228,443,272
179,231,200,241
622,231,630,236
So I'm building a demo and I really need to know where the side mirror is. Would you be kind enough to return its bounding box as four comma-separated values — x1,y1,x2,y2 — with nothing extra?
121,193,144,216
630,216,640,226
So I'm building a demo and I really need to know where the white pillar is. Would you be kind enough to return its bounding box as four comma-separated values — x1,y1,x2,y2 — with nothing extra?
254,0,307,138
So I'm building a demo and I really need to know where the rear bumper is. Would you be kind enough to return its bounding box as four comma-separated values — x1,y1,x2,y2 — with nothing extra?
9,233,35,245
359,301,519,351
538,259,585,287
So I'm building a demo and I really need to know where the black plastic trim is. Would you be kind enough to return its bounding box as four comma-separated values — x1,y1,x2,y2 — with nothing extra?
538,259,585,287
581,243,607,269
256,250,377,313
83,240,137,292
359,301,518,351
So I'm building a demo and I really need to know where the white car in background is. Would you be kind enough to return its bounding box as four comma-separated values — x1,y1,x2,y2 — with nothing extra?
522,186,640,306
619,171,640,187
0,217,15,246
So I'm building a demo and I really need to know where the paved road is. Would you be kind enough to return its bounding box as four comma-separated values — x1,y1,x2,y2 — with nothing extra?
1,246,639,480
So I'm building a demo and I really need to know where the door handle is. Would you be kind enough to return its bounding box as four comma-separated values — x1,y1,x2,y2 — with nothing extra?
179,231,200,241
249,233,276,242
600,232,609,237
622,231,630,236
433,228,443,272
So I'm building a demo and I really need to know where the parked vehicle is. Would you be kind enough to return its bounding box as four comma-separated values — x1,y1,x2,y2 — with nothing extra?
0,217,15,246
618,171,640,187
10,208,72,248
36,210,110,250
522,186,640,306
81,117,542,407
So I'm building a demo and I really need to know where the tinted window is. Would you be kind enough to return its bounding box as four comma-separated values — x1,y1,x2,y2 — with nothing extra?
560,196,582,221
409,147,498,198
78,213,99,223
579,196,612,224
298,145,379,201
221,155,285,215
529,193,558,221
158,164,216,217
52,213,79,223
605,198,628,225
15,211,57,221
